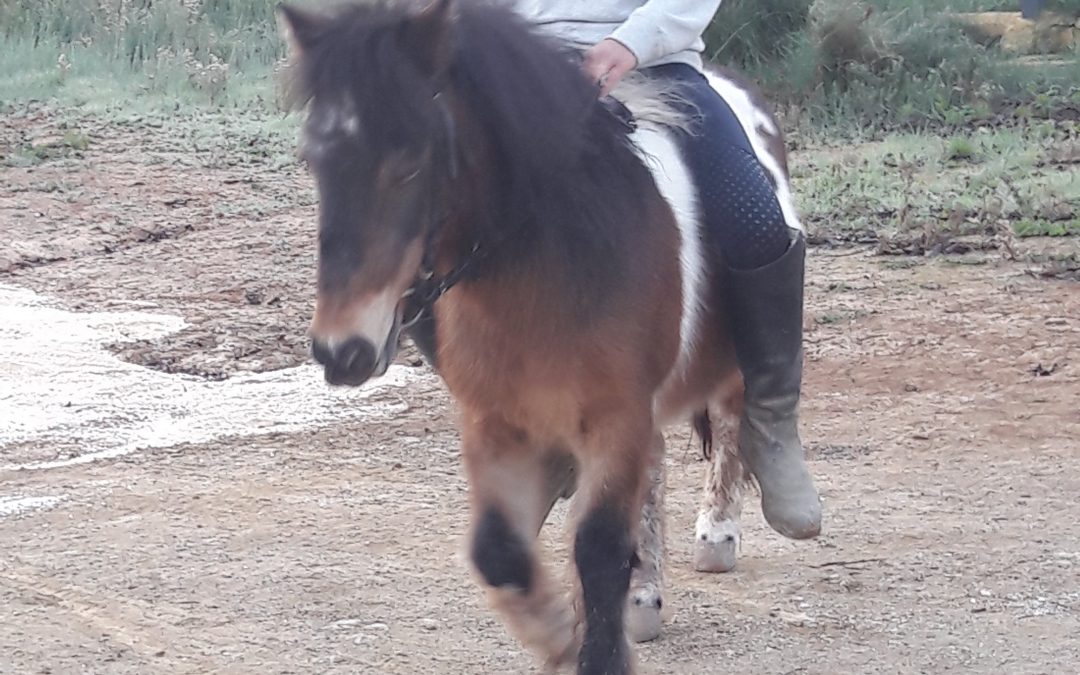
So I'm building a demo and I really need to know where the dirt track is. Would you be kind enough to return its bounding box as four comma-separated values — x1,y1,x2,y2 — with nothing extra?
2,110,1079,674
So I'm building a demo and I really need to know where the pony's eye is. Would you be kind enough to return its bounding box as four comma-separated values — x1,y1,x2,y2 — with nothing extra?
398,166,422,185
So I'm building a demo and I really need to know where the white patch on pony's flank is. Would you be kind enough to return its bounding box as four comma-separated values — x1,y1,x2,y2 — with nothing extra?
704,71,804,234
0,495,64,518
694,510,740,546
629,124,705,366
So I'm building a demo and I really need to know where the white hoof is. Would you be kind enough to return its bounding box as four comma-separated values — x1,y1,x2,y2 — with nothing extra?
693,512,739,573
626,587,663,643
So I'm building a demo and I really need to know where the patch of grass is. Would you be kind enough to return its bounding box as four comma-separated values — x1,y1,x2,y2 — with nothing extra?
1,148,43,168
1,129,92,167
1043,0,1080,15
705,0,813,67
1014,219,1080,237
795,123,1078,249
3,0,1075,132
945,136,980,161
59,130,90,151
0,0,304,110
0,0,287,71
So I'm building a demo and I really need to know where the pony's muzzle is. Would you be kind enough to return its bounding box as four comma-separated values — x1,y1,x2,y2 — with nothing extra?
312,336,378,386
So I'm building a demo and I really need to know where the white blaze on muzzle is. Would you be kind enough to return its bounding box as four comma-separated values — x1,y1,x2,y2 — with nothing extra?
319,286,402,378
352,286,400,354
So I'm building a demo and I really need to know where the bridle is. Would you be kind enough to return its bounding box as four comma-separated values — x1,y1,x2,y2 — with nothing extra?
399,91,484,330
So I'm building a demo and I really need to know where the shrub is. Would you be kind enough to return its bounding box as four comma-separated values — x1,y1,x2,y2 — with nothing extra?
706,0,1080,129
705,0,814,68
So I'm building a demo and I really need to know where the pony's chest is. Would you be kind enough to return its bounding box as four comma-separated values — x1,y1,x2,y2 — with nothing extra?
433,294,593,436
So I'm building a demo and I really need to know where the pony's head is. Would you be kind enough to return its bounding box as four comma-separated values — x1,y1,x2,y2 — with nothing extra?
279,0,456,386
281,0,638,386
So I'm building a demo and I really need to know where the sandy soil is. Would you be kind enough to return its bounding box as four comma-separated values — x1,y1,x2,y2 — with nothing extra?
1,110,1079,675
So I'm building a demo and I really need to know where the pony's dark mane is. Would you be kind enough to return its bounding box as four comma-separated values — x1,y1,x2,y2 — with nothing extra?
292,0,663,300
448,1,656,296
451,2,614,181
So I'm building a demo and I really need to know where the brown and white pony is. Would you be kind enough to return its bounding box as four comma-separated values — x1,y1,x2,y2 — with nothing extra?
279,1,803,672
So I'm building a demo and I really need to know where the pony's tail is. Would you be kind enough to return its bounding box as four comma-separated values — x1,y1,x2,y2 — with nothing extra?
692,409,713,461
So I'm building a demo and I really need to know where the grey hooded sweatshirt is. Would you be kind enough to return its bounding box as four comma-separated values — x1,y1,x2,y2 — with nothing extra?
513,0,723,70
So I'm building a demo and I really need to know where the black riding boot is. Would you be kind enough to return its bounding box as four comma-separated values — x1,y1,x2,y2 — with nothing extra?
725,234,821,540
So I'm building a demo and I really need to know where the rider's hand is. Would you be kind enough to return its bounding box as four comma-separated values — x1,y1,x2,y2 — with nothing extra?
582,39,638,97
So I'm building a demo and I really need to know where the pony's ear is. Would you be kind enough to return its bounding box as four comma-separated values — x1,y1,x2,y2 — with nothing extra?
401,0,456,78
276,3,327,59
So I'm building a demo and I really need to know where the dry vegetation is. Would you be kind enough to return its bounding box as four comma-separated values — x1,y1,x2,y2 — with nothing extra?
0,0,1076,277
708,0,1080,128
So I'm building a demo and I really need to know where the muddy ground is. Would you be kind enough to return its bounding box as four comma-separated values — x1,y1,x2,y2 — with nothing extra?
1,108,1079,674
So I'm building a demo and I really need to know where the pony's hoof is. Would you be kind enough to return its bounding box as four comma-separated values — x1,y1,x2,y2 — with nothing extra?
693,535,738,573
626,589,663,643
693,513,739,573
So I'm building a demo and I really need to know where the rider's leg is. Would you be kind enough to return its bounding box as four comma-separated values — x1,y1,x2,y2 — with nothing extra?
640,64,821,540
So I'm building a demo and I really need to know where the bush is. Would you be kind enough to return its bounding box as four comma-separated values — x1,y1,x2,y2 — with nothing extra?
705,0,814,68
706,0,1080,129
1044,0,1080,16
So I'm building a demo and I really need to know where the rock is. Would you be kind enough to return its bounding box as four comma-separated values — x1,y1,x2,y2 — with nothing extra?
951,11,1077,55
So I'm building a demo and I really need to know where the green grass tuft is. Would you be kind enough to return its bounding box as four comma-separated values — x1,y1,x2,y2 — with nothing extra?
1014,219,1080,237
945,136,979,161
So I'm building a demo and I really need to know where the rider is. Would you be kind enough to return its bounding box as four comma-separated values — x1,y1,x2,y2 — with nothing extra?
516,0,822,540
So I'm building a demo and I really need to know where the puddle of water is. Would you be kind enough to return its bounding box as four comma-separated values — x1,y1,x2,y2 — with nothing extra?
0,284,432,471
0,495,63,517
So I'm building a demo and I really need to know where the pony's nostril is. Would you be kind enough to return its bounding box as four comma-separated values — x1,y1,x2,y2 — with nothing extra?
336,337,377,374
311,337,376,377
311,339,333,366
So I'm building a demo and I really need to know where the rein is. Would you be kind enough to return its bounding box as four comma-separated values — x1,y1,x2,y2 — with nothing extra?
400,91,483,330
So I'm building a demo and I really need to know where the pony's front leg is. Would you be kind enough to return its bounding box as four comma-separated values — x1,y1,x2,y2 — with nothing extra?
461,417,579,671
626,432,665,643
694,409,751,573
572,409,651,675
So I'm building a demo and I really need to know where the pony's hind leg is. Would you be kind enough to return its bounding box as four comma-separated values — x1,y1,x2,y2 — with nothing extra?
462,419,579,670
573,412,651,675
694,407,751,573
627,432,665,643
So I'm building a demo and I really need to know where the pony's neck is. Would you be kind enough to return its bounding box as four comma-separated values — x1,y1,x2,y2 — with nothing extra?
432,94,533,283
431,55,656,305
